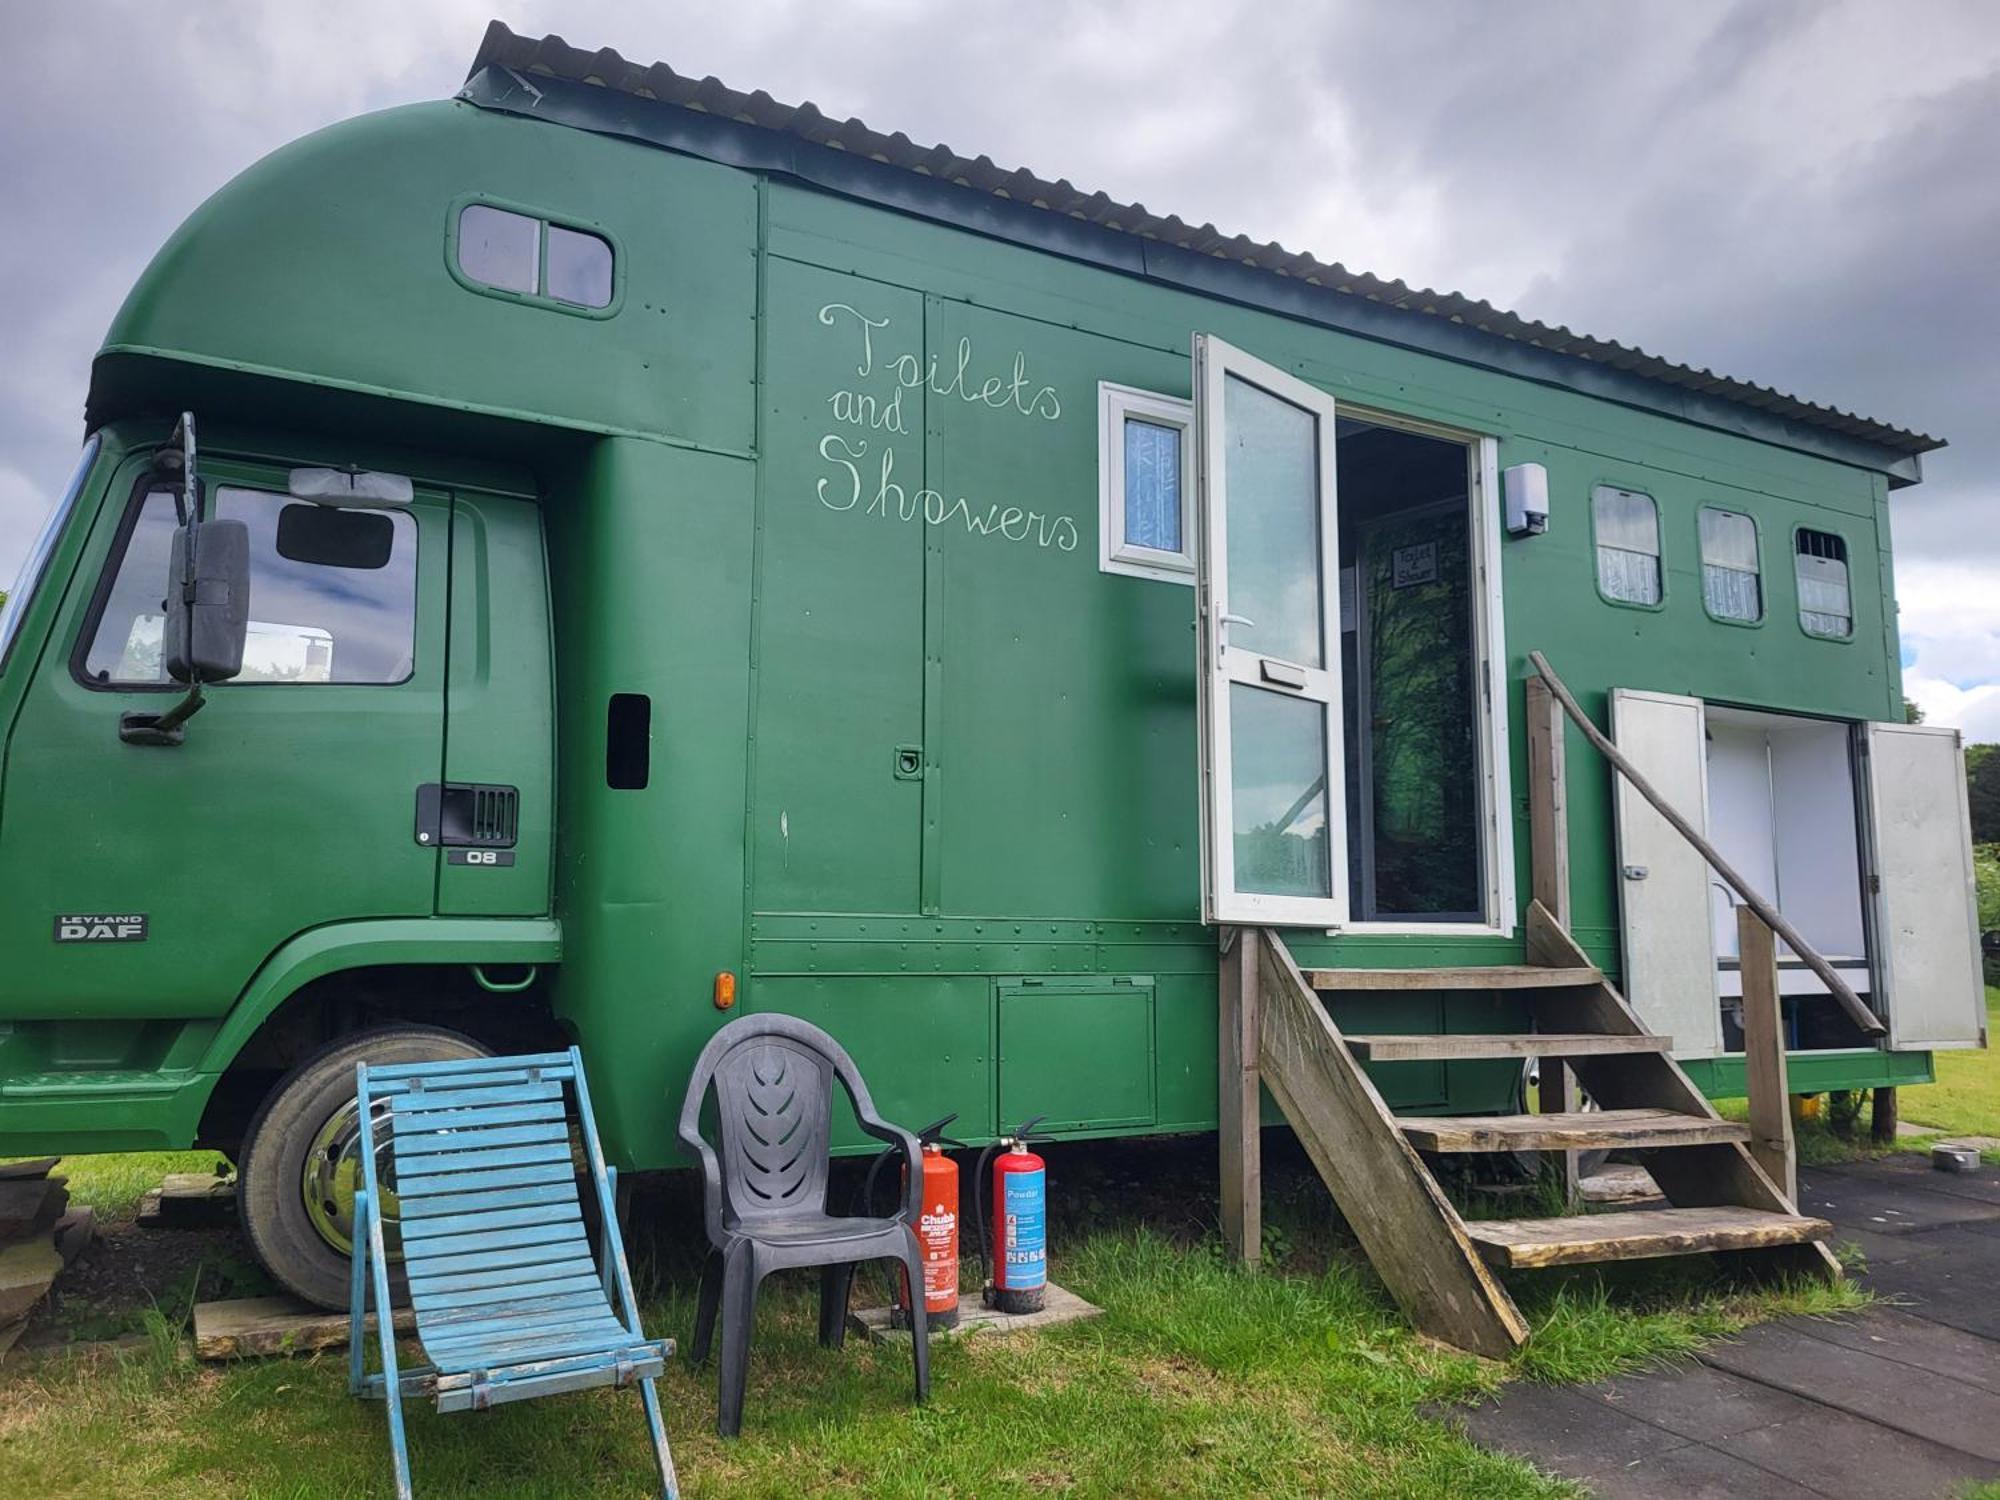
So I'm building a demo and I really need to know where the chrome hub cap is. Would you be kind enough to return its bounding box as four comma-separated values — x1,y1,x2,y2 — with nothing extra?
302,1092,402,1260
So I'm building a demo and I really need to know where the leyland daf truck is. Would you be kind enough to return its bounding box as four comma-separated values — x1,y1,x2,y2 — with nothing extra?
0,22,1982,1309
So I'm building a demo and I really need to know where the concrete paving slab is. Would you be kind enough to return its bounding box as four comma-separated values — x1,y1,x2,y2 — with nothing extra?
1592,1362,1818,1440
1787,1307,2000,1396
848,1280,1102,1344
1797,1174,2000,1234
1450,1381,1693,1478
1571,1438,1826,1500
1714,1403,2000,1500
1698,1320,2000,1461
1860,1252,2000,1341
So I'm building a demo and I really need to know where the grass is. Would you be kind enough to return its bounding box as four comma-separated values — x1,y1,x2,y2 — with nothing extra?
31,1149,230,1216
0,1139,1875,1500
1897,987,2000,1146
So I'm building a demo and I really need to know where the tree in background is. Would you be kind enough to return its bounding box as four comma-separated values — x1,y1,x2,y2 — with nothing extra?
1968,743,1999,847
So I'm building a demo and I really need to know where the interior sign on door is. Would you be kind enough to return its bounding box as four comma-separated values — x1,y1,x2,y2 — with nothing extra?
1391,541,1438,589
54,913,148,943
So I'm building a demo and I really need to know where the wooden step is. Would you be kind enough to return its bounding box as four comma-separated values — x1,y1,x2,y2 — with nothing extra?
1345,1032,1672,1063
1306,964,1603,992
1398,1108,1750,1153
1464,1206,1832,1269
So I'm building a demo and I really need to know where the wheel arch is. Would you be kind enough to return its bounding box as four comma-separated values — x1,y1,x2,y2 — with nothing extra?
190,916,564,1148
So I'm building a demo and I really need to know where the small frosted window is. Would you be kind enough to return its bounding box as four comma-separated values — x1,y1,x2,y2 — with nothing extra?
1592,486,1661,606
1099,384,1193,583
1699,507,1761,622
1796,529,1852,638
1123,418,1183,553
458,204,539,295
546,225,614,308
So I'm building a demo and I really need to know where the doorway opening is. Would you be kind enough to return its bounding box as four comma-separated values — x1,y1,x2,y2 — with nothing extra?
1337,418,1491,926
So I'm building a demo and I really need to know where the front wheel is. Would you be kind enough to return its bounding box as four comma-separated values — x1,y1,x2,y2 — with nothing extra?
238,1024,490,1308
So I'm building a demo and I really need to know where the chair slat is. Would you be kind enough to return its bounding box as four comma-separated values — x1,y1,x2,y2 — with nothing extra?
394,1140,576,1180
391,1117,569,1152
397,1201,582,1241
405,1234,594,1281
397,1181,578,1220
366,1052,574,1085
432,1330,654,1375
389,1078,564,1115
433,1349,666,1413
395,1160,577,1202
411,1272,607,1314
409,1254,601,1299
423,1316,634,1365
402,1219,583,1264
417,1287,610,1333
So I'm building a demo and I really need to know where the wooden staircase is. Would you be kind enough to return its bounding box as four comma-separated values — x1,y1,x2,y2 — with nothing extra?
1223,904,1838,1360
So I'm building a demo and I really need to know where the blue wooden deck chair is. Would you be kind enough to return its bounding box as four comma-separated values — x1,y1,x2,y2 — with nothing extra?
348,1048,678,1500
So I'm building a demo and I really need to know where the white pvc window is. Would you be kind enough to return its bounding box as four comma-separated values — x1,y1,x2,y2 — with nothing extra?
1593,485,1662,606
1796,529,1852,638
1099,383,1193,583
1699,506,1762,622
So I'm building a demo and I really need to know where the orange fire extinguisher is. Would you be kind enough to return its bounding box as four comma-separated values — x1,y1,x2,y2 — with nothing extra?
862,1113,965,1330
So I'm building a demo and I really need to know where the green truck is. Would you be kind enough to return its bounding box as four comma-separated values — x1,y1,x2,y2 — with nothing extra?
0,23,1984,1309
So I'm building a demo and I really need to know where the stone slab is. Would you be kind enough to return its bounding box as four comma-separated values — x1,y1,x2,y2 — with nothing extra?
1797,1174,2000,1234
0,1158,58,1182
138,1172,237,1229
848,1281,1101,1344
52,1208,94,1267
193,1295,415,1361
1580,1163,1664,1204
1859,1249,2000,1340
0,1240,62,1324
0,1178,67,1242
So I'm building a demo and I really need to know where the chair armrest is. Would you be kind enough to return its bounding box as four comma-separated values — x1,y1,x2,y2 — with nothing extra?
854,1112,925,1224
674,1102,728,1248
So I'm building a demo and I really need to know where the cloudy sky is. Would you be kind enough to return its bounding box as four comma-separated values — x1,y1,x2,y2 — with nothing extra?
5,2,1996,735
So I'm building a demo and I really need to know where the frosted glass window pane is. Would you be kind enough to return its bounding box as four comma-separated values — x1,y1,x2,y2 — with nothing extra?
1223,375,1323,666
1229,683,1330,898
1593,487,1659,553
1593,487,1660,605
1699,508,1758,570
1703,564,1762,621
1122,417,1182,553
1796,531,1851,637
458,204,538,295
1598,547,1662,605
546,224,614,308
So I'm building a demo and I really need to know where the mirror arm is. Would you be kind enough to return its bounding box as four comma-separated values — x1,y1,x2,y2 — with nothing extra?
119,685,207,748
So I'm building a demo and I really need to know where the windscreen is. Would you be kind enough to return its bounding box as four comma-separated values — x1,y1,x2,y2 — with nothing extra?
0,435,101,675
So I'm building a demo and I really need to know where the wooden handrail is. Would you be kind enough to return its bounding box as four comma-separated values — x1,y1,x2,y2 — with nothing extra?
1527,651,1886,1038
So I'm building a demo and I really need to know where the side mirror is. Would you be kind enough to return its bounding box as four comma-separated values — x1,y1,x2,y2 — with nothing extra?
163,519,251,683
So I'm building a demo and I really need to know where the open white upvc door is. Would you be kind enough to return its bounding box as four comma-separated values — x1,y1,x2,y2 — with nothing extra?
1195,335,1348,927
1609,689,1724,1058
1862,722,1988,1050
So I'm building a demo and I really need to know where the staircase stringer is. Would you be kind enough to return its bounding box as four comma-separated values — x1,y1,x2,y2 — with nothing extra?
1254,929,1530,1359
1523,901,1842,1280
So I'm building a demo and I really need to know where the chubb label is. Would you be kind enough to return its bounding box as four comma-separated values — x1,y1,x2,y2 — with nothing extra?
53,913,148,943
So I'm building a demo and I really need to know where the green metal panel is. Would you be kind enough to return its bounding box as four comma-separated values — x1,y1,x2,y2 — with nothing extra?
998,976,1157,1133
1684,1047,1935,1099
0,441,447,1020
0,94,1938,1175
441,490,554,915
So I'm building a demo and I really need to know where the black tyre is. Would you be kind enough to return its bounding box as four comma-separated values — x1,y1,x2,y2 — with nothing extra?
238,1024,490,1308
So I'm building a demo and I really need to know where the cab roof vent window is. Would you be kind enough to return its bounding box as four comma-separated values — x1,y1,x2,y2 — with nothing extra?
455,202,615,313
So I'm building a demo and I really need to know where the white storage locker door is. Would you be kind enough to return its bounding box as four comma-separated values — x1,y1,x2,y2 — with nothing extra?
1862,722,1987,1050
1610,689,1724,1058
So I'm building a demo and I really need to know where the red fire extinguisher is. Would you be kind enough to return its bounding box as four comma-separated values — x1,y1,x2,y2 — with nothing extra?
977,1115,1049,1315
863,1114,964,1330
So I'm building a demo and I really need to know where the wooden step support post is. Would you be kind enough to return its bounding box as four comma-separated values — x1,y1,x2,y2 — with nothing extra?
1218,927,1263,1266
1525,674,1579,1206
1737,906,1797,1203
1255,930,1529,1359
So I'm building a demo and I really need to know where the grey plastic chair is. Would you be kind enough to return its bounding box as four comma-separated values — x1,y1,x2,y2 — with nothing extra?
677,1012,929,1437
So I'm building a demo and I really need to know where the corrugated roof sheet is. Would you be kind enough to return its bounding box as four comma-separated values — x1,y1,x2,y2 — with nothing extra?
465,20,1943,460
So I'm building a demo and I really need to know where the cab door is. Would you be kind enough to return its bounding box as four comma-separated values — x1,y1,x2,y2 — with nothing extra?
0,448,446,1019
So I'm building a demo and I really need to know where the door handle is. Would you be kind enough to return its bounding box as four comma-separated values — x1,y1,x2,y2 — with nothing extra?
1219,613,1255,629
